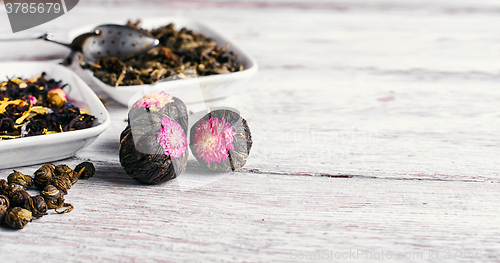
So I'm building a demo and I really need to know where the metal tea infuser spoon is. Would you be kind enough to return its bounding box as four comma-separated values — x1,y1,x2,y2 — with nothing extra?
3,24,160,65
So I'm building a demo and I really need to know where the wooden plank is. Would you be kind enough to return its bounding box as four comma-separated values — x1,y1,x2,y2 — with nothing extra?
0,2,499,262
1,170,499,262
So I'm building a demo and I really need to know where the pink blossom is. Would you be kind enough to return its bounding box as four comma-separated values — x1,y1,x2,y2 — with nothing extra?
193,117,237,164
157,118,187,158
133,91,173,111
46,88,67,107
28,96,37,105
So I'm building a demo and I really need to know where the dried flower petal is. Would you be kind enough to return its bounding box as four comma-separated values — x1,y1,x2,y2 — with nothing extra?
29,95,37,105
156,118,187,158
133,91,173,111
192,117,237,164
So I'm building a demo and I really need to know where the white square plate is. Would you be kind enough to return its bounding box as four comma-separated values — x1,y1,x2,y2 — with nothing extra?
0,62,110,169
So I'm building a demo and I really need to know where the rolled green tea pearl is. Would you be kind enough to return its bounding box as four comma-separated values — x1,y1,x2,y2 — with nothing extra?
0,179,7,194
5,207,33,229
0,195,9,222
7,170,33,189
54,164,78,185
74,162,95,180
0,206,6,223
41,185,64,209
3,183,24,199
10,189,30,209
48,175,71,195
34,164,55,189
0,195,9,209
28,195,48,218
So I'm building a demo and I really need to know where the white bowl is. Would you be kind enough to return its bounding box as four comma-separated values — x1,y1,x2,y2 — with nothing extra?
67,17,258,107
0,62,110,169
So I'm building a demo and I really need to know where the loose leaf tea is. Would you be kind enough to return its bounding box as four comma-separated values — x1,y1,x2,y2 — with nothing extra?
0,73,95,140
120,92,188,184
89,21,244,86
190,109,252,172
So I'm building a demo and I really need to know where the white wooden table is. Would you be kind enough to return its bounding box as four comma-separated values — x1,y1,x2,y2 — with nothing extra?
1,1,500,262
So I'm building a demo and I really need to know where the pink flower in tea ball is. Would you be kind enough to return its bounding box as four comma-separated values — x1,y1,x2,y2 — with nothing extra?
157,118,187,158
47,88,67,107
193,117,237,164
28,96,37,105
133,91,173,111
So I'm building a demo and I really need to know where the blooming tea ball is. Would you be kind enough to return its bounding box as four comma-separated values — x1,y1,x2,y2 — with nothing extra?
190,109,252,171
119,92,189,184
128,91,185,125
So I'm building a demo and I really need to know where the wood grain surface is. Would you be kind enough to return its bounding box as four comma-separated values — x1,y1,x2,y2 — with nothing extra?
0,1,499,262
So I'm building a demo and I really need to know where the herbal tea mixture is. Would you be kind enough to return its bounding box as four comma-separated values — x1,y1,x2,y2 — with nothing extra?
0,162,95,229
0,73,95,140
89,21,244,86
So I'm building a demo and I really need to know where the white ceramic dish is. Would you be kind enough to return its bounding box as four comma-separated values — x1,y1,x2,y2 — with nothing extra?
67,17,258,107
0,62,110,169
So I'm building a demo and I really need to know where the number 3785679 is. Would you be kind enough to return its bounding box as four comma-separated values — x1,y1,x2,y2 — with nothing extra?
5,3,62,14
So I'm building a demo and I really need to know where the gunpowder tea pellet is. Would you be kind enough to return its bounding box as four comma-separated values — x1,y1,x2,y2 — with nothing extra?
74,162,95,179
3,183,24,199
0,195,9,222
54,164,78,184
7,170,33,189
0,179,7,194
0,161,96,229
10,189,30,209
120,92,188,184
48,175,71,195
34,164,55,189
28,195,48,218
5,207,33,229
190,109,252,172
41,185,64,209
0,195,9,209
